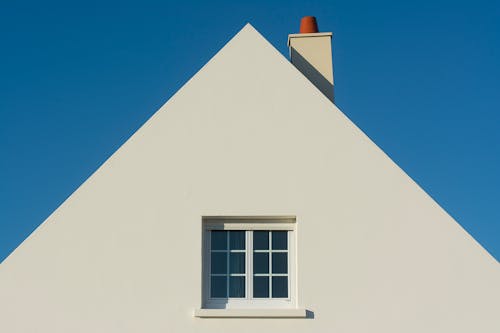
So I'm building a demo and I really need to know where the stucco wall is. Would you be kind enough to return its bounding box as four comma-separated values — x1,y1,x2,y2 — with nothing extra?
1,24,499,333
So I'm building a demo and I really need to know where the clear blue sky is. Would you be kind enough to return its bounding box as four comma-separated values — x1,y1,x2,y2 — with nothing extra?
1,0,499,263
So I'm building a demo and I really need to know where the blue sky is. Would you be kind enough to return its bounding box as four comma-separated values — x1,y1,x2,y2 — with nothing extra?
1,0,499,263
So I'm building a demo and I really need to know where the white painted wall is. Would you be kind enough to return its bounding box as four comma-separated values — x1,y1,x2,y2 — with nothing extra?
1,24,499,333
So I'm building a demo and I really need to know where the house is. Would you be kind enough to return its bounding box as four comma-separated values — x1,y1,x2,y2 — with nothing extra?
1,17,499,333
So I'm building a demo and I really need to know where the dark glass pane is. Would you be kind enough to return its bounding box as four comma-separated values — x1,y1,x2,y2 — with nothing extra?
253,276,269,298
229,276,245,298
253,252,269,274
211,230,227,250
272,231,288,250
229,231,245,250
253,231,269,250
230,253,245,274
272,253,288,274
211,252,227,274
211,276,227,298
272,276,288,298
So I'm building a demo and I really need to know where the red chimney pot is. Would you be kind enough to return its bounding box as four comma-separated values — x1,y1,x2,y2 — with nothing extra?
299,16,319,33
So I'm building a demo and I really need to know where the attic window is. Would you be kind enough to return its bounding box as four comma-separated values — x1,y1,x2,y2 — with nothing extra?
198,217,302,316
209,230,289,299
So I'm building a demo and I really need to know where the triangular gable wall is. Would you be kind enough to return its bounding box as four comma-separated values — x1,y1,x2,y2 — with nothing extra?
1,24,499,333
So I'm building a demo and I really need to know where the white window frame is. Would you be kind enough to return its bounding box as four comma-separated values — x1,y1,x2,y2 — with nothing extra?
202,216,297,310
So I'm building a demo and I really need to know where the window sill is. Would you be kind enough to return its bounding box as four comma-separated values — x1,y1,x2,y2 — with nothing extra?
194,308,307,318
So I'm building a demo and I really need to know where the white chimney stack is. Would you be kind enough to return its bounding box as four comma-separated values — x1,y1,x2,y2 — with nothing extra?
288,16,334,102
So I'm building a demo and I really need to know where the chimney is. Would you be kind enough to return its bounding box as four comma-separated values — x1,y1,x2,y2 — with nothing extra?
288,16,334,102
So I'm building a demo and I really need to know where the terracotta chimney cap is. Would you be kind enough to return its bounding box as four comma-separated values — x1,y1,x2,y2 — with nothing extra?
299,16,319,33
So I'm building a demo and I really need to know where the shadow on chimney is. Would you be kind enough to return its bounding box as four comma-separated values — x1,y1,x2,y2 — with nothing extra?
290,47,334,103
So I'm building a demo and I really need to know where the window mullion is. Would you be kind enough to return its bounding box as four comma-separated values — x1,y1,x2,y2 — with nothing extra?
248,231,253,300
269,231,272,299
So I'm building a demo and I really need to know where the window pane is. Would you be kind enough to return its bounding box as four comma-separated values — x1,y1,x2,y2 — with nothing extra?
272,253,288,274
253,276,269,298
253,231,269,250
229,231,245,250
211,252,227,274
230,253,245,274
211,276,227,298
272,276,288,298
253,252,269,274
272,231,288,250
211,230,227,250
229,276,245,298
